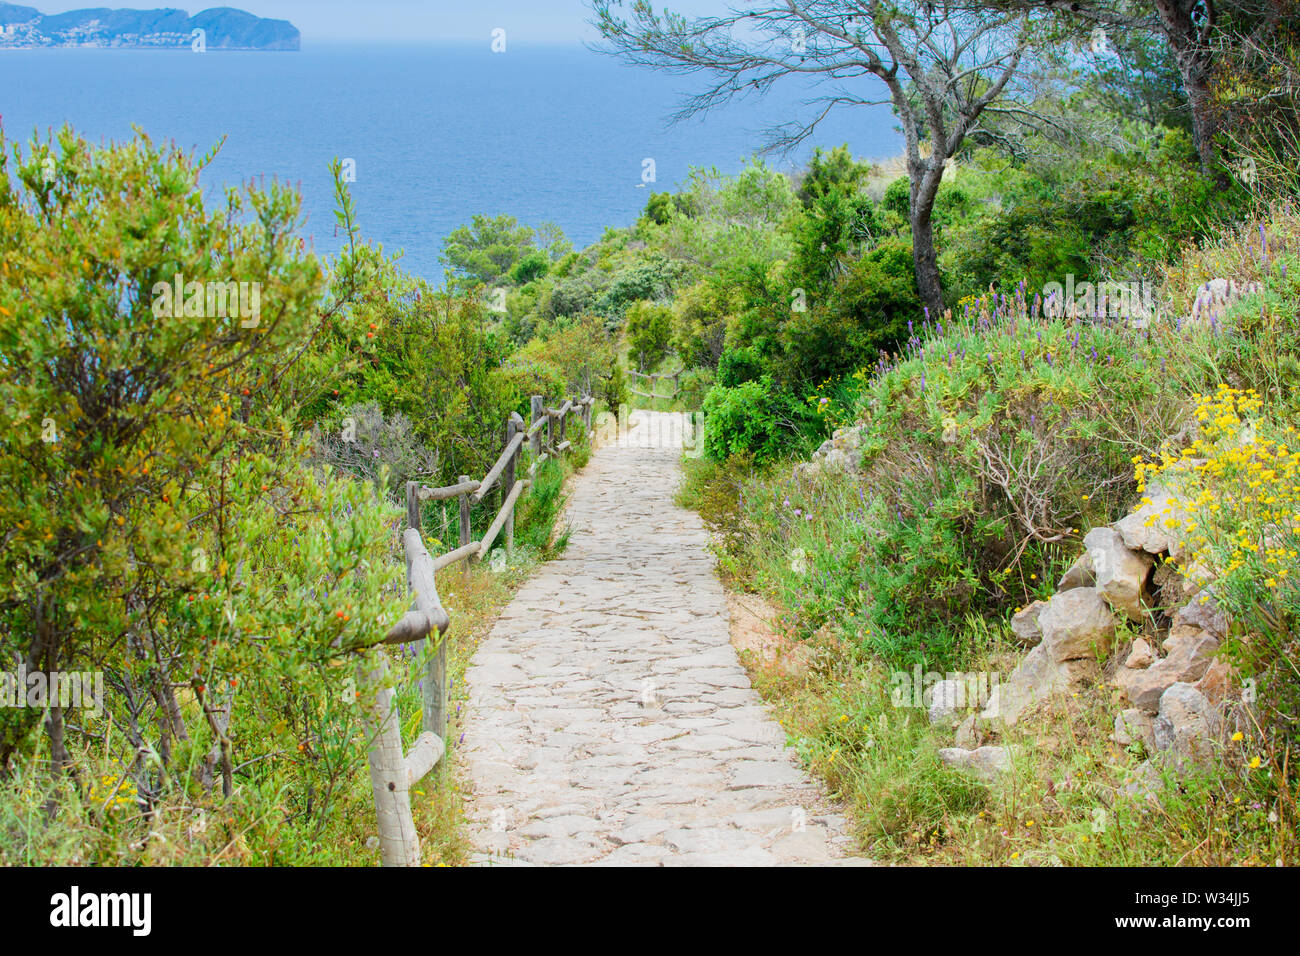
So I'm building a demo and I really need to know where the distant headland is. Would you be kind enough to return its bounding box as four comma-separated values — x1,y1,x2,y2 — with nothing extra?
0,3,300,50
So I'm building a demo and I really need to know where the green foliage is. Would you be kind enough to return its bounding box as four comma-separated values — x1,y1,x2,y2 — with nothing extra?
0,126,402,818
701,378,795,463
595,257,680,323
440,213,537,287
509,249,549,285
784,239,921,384
939,135,1243,304
625,300,674,371
796,144,874,207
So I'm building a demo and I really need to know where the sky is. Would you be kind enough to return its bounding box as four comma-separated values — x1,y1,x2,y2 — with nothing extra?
18,1,734,44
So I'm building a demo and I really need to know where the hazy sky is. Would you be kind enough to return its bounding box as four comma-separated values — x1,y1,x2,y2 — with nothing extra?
23,1,733,44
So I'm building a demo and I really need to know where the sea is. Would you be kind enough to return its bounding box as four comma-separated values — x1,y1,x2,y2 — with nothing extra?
0,42,902,282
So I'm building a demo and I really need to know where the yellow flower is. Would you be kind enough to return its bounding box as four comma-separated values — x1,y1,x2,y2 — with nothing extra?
1249,756,1262,770
1232,731,1244,742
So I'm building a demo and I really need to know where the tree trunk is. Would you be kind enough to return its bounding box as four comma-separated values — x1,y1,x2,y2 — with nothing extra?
1153,0,1222,179
908,164,946,317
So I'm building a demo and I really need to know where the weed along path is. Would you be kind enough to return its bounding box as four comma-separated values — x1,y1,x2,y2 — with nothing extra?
461,410,865,866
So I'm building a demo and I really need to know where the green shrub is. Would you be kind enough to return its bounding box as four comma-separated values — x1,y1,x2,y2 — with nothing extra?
701,378,795,463
0,127,400,804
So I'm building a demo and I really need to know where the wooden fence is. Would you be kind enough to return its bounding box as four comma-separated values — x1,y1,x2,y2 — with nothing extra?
355,393,594,866
628,368,680,402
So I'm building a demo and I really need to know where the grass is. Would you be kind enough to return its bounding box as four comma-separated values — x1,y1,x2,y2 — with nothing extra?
730,603,1292,866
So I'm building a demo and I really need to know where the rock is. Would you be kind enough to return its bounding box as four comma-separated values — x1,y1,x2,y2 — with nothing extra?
1114,708,1155,750
928,679,964,727
954,713,978,749
1121,759,1162,802
938,746,1013,783
1193,658,1234,706
815,439,834,458
1057,552,1095,591
1113,484,1186,558
1037,587,1118,662
1117,630,1219,713
1153,682,1222,767
832,426,863,452
1124,638,1154,669
1171,588,1228,641
1010,600,1048,647
980,644,1099,727
1084,526,1153,621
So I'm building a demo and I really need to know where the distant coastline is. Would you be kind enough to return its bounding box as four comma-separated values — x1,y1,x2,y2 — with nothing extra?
0,3,300,51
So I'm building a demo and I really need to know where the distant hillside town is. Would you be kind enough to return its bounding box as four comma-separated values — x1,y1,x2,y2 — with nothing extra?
0,3,300,50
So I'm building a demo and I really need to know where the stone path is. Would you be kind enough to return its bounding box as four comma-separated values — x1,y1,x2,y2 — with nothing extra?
461,411,866,866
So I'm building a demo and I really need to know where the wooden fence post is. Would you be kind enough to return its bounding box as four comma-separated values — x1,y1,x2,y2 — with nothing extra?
357,649,421,866
458,475,472,575
505,412,522,554
405,480,420,532
530,395,543,456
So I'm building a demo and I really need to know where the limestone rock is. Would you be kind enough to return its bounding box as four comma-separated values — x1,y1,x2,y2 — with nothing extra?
928,679,964,727
1113,483,1186,558
1193,658,1234,706
1171,588,1228,641
1010,600,1047,648
954,713,978,749
980,644,1098,727
1153,682,1221,767
1057,552,1095,591
1117,629,1219,714
1083,526,1152,621
1124,638,1154,669
1114,708,1155,751
1037,587,1118,662
938,746,1013,783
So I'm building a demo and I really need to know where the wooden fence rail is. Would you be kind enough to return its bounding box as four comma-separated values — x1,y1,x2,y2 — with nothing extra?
628,368,681,402
358,393,595,866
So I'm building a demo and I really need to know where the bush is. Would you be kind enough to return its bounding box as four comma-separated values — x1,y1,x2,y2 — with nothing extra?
625,300,674,371
701,378,796,463
0,126,400,806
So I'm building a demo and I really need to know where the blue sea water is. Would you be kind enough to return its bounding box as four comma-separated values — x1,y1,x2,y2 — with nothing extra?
0,43,902,281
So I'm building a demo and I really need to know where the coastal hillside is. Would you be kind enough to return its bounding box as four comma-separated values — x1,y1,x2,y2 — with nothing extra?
0,2,299,50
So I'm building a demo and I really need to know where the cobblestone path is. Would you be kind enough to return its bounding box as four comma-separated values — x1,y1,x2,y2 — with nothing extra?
462,411,866,866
